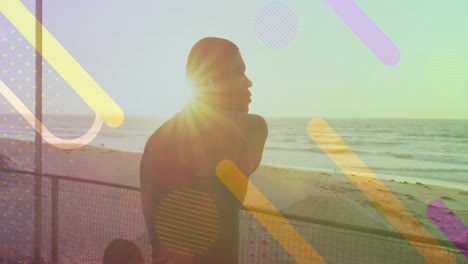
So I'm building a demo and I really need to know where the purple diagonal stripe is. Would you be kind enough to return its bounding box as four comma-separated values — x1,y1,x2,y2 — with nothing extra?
325,0,400,66
427,200,468,258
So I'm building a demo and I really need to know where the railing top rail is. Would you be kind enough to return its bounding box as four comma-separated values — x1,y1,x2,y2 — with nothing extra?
1,168,460,251
243,205,459,249
1,168,140,191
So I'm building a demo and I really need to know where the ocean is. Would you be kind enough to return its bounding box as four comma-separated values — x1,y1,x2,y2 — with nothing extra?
1,114,467,189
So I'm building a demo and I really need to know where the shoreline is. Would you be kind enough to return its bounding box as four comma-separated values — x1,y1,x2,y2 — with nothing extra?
260,162,468,192
1,130,466,193
1,137,466,191
250,163,468,239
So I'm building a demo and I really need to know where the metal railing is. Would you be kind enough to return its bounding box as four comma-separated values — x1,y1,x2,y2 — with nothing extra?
1,168,467,264
1,168,149,263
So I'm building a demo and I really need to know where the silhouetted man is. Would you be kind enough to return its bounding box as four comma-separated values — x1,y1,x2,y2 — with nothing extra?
140,37,268,264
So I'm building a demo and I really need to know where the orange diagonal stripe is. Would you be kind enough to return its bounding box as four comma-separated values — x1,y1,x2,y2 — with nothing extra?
216,160,327,264
307,118,457,264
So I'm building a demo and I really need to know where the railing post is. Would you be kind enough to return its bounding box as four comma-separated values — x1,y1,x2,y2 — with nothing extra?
51,178,59,264
33,0,43,262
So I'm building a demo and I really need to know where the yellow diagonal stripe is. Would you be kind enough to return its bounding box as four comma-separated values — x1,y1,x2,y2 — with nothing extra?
307,118,456,264
0,0,124,128
216,160,327,264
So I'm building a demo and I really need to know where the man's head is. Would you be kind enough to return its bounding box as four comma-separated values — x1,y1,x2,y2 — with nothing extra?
186,37,252,112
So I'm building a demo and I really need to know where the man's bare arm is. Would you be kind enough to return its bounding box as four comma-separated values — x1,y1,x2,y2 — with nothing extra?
139,136,159,245
217,112,268,174
244,114,268,173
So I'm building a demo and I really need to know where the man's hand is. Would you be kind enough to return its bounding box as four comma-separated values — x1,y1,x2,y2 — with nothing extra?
216,111,268,175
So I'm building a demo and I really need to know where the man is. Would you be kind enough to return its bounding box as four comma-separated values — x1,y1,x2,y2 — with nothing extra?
140,37,268,264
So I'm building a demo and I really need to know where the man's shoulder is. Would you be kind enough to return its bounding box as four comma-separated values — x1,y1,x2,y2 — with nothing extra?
229,113,267,135
246,114,267,129
218,112,266,126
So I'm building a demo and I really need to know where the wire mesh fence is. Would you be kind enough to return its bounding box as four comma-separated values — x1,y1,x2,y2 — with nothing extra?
50,178,151,264
0,170,36,263
238,209,468,264
1,168,467,264
0,169,152,264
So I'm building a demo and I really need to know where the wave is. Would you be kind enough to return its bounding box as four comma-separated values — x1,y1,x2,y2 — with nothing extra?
380,151,467,165
373,129,397,133
350,150,414,160
370,166,468,174
401,132,466,140
354,150,467,165
266,145,467,166
280,137,301,143
265,144,467,164
352,129,398,134
265,146,324,154
344,139,401,147
382,152,413,159
409,154,467,165
274,135,405,148
367,167,468,185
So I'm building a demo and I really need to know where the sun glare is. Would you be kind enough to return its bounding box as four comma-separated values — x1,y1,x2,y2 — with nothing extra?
163,83,194,117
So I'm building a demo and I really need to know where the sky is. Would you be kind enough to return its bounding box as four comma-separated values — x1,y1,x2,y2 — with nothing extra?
0,0,467,119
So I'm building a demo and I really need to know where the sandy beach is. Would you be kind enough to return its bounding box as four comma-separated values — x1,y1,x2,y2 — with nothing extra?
1,138,467,263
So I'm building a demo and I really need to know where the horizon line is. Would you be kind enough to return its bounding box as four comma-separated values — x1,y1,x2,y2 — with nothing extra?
0,112,467,121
